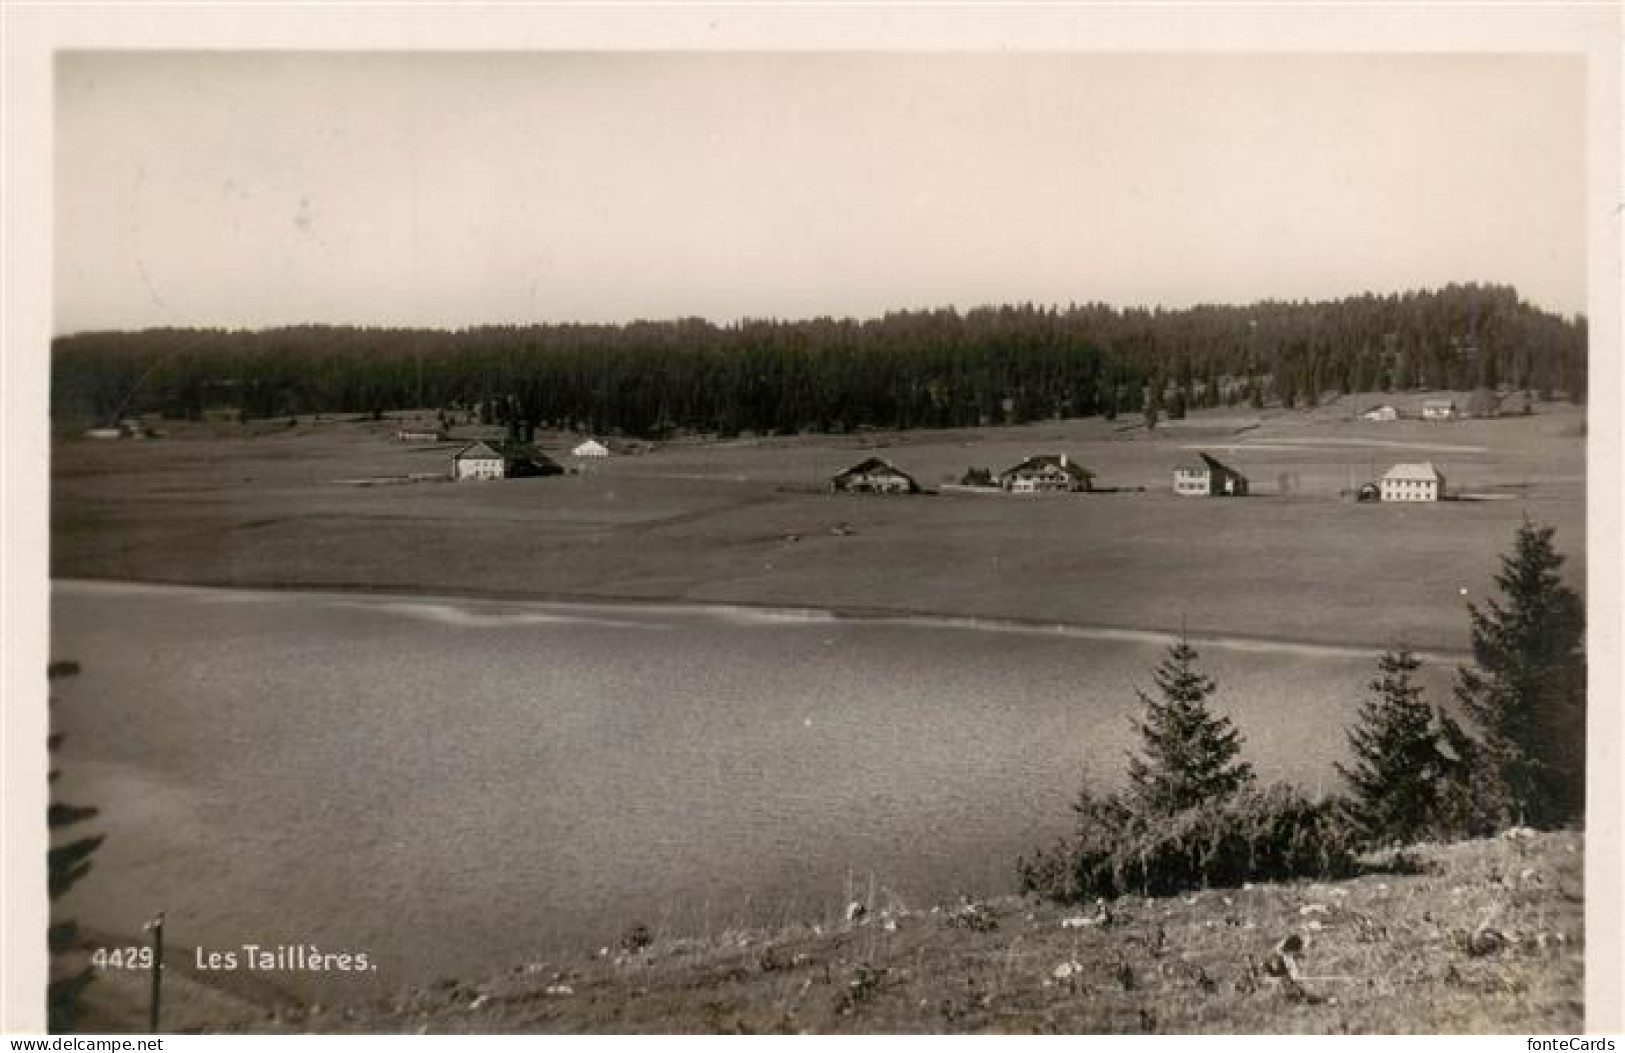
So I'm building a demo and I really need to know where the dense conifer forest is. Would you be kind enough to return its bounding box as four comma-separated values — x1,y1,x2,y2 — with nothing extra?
52,283,1585,436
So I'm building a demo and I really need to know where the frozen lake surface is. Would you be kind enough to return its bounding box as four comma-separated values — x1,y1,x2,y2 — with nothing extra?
49,580,1458,994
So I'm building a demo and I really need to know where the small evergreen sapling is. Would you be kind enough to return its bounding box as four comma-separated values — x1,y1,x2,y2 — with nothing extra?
1126,639,1255,816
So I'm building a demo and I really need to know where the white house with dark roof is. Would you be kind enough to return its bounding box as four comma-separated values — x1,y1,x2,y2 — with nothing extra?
452,441,507,481
998,454,1094,493
1173,453,1249,497
1422,399,1458,421
1380,461,1445,502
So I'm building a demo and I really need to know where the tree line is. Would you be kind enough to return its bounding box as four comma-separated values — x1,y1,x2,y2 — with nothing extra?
52,283,1585,434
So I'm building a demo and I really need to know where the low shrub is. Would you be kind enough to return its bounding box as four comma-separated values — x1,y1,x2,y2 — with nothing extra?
1019,783,1358,902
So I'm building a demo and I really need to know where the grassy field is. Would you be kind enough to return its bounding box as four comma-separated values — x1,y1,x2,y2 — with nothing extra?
52,393,1586,651
71,829,1584,1034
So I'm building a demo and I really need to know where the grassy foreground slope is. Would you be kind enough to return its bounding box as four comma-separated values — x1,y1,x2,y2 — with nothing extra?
118,830,1575,1034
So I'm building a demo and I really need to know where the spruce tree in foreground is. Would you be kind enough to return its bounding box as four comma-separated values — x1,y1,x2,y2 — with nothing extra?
1337,649,1462,845
1019,636,1355,902
48,660,104,1033
1126,639,1255,815
1454,520,1586,829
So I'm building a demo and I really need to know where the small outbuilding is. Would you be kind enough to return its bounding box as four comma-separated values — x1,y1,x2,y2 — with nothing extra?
572,439,610,458
1380,462,1445,502
998,454,1094,493
1362,404,1399,422
1173,453,1249,497
831,457,920,494
397,427,445,442
1422,399,1458,421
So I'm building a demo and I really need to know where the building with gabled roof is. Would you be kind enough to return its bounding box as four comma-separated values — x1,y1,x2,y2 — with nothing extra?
451,441,563,481
572,438,610,458
1362,404,1399,422
998,454,1094,493
453,441,506,481
1422,399,1458,421
831,457,920,494
1380,462,1445,502
1173,453,1249,497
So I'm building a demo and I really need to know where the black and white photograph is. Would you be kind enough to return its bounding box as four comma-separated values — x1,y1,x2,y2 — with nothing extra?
4,4,1621,1038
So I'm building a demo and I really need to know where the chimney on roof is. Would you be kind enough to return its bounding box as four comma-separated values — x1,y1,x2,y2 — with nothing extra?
1061,453,1068,467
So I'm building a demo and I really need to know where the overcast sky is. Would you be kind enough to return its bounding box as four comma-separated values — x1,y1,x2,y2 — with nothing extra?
54,51,1586,334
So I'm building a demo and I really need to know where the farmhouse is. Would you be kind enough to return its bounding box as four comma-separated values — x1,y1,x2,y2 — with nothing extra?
1173,453,1249,497
451,441,564,481
572,439,610,458
1380,462,1445,502
831,457,920,494
452,442,507,481
1422,399,1458,421
1362,404,1399,422
998,454,1094,493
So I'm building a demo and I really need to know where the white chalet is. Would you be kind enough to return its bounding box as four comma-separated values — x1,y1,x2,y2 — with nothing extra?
1380,462,1445,502
998,454,1094,493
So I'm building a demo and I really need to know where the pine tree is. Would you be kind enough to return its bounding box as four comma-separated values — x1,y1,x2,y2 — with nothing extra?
48,660,104,1033
1336,649,1461,845
1126,640,1255,815
1454,520,1586,829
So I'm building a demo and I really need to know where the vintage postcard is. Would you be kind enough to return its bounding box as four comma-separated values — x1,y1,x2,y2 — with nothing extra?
4,4,1620,1037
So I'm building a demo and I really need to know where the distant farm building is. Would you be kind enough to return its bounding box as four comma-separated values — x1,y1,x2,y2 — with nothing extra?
451,441,563,481
831,457,920,494
453,442,507,481
1422,399,1459,421
1173,453,1249,497
1362,404,1399,422
998,454,1094,493
1380,462,1445,502
572,439,610,458
397,427,445,442
84,420,152,440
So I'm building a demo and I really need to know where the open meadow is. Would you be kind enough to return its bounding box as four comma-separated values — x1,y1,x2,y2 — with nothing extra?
52,393,1586,653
